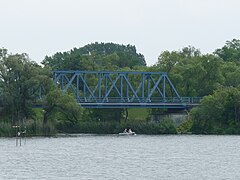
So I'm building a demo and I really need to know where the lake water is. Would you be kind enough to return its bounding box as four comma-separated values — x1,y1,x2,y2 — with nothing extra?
1,135,240,180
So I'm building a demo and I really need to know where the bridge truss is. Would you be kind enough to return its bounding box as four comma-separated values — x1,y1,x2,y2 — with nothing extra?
53,70,201,109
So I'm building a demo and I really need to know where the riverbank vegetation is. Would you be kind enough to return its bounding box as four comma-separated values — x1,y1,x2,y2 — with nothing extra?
1,40,240,136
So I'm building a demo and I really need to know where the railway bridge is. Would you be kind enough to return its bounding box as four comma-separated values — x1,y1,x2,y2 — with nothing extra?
52,70,202,109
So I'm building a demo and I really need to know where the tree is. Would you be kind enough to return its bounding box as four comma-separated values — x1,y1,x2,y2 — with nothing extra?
43,89,83,125
191,87,240,134
156,46,201,73
42,42,146,70
221,61,240,87
155,47,223,97
215,39,240,62
185,54,224,96
0,48,57,128
0,49,49,123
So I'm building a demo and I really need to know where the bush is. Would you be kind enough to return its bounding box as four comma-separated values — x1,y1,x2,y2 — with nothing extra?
0,122,14,137
56,119,177,134
177,119,193,134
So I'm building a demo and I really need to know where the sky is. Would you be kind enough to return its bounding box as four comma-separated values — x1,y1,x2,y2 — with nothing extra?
1,0,240,66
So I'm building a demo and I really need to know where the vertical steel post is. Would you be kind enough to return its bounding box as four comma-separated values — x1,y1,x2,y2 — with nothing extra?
98,73,101,102
53,72,56,84
163,75,166,102
120,74,123,101
76,74,79,102
105,74,108,102
126,74,129,101
83,73,86,101
147,74,150,102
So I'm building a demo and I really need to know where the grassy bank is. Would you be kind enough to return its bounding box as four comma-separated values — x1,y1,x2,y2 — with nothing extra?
0,120,57,137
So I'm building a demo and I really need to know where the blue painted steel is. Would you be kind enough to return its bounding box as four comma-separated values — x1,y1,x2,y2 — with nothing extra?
52,70,201,109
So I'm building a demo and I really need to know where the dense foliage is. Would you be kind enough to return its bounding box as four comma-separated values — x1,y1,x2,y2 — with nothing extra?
151,40,240,133
191,87,240,134
152,46,224,97
0,49,45,122
0,48,82,136
42,42,146,70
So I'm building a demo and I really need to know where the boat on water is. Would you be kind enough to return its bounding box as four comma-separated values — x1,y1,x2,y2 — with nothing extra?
118,132,136,136
118,128,136,136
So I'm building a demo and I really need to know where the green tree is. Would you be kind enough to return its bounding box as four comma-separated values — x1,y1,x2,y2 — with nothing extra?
215,39,240,62
155,47,223,97
156,46,201,73
221,61,240,87
0,49,49,123
42,42,146,70
43,89,83,126
191,87,240,134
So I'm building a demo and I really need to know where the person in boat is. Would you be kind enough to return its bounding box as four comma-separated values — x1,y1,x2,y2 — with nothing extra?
128,128,133,133
123,128,127,133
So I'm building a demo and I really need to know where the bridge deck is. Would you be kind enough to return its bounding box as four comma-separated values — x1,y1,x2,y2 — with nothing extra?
80,102,200,109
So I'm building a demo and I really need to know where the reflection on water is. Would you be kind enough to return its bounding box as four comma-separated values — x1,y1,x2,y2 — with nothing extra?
1,135,240,180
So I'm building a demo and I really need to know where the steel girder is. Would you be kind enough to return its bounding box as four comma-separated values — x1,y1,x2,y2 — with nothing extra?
52,70,201,108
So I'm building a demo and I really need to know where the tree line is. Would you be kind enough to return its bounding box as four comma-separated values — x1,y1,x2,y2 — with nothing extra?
1,40,240,135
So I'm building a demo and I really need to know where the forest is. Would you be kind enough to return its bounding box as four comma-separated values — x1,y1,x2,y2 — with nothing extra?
1,39,240,136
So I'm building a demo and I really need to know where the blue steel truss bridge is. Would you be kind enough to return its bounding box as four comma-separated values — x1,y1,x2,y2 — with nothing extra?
53,70,202,109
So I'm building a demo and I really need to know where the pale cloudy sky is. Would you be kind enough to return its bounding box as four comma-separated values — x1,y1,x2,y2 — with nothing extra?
1,0,240,65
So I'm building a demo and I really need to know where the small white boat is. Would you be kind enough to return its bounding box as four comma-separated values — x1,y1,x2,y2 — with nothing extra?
118,132,136,136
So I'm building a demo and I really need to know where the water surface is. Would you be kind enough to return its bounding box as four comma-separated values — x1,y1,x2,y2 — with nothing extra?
1,135,240,180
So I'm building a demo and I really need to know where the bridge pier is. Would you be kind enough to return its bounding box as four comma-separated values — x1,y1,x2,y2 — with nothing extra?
150,110,189,126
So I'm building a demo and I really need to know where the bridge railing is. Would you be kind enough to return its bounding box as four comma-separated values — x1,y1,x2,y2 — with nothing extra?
180,97,203,104
76,97,202,104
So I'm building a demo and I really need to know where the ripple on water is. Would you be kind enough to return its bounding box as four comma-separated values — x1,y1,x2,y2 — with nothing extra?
1,135,240,180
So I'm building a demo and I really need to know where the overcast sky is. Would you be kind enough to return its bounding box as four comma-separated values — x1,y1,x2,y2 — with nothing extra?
1,0,240,65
